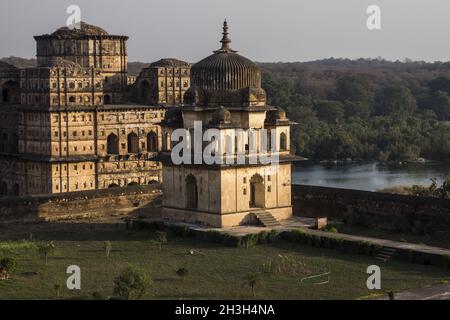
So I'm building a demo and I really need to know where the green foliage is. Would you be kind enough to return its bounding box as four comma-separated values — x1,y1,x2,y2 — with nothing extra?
38,242,55,265
262,68,450,161
113,266,152,300
54,284,61,298
153,231,167,250
242,272,262,298
0,257,16,273
104,241,112,259
407,176,450,199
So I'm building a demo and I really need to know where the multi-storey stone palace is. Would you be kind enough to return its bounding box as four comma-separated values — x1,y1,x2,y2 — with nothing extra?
0,22,190,196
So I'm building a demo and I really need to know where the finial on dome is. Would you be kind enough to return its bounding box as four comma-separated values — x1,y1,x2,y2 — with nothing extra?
214,19,237,53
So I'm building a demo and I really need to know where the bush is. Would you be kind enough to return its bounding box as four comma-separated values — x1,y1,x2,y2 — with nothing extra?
113,266,152,300
0,257,16,274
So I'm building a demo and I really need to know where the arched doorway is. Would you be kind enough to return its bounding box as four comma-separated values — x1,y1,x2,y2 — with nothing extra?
138,80,151,103
108,183,119,188
107,133,119,154
0,182,7,197
249,174,265,208
1,80,20,104
128,182,139,186
185,175,198,209
127,132,139,153
148,180,158,185
147,131,158,152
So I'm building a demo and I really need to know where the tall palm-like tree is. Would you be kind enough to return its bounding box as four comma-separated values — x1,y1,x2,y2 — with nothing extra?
242,272,262,298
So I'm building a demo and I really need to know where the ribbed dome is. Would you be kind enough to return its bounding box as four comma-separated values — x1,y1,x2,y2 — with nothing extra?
191,20,261,91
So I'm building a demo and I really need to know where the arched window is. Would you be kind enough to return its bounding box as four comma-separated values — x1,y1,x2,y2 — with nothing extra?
138,80,151,103
147,131,158,152
148,180,159,185
225,134,233,155
0,181,7,197
69,96,76,103
127,132,139,154
186,175,198,209
103,95,111,105
107,133,119,155
280,132,287,151
0,133,7,153
1,80,20,104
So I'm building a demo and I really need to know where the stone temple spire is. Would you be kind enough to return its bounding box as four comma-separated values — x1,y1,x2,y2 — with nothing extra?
214,19,237,53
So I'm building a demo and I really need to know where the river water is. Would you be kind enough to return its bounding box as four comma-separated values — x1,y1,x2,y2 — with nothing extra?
292,162,450,191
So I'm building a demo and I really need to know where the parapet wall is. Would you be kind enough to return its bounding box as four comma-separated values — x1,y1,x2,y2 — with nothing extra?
292,184,450,236
0,185,163,223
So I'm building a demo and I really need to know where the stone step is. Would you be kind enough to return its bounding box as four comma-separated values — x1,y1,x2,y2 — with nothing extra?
253,211,281,227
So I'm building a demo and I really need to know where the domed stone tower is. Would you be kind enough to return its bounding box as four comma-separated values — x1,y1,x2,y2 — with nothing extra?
34,22,129,104
185,20,266,108
161,20,296,228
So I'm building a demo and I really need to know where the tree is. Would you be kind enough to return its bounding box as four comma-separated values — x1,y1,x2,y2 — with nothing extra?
241,272,262,298
427,91,450,120
113,266,152,300
54,284,61,298
375,85,417,115
335,74,374,104
153,231,167,250
314,101,345,123
38,241,55,265
104,241,112,259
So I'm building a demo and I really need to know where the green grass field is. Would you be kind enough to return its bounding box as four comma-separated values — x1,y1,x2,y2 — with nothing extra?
0,221,448,300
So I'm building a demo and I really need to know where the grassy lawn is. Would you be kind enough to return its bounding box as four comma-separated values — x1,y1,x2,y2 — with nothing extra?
0,221,448,300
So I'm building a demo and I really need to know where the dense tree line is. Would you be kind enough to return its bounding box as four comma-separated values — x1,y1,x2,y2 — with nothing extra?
260,59,450,161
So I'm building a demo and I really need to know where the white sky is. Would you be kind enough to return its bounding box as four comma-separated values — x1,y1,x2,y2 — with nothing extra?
0,0,449,63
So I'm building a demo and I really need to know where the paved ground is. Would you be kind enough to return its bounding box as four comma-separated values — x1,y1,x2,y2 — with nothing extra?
377,283,450,300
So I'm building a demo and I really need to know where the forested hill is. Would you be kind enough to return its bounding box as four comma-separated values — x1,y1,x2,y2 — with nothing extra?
2,56,450,161
259,58,450,162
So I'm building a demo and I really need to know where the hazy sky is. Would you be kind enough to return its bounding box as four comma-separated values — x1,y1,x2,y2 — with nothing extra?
1,0,449,63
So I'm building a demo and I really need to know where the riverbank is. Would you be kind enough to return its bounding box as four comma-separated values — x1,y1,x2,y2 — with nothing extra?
292,161,450,192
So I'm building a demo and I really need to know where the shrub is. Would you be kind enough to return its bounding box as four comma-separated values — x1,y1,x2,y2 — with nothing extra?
0,257,16,274
153,231,167,250
104,241,112,259
113,266,152,300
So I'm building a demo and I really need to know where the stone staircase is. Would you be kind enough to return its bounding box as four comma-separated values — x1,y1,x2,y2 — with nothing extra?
253,210,281,227
375,247,397,262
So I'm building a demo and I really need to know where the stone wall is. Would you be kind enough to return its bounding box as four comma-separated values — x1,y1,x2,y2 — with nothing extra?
0,184,162,223
292,184,450,236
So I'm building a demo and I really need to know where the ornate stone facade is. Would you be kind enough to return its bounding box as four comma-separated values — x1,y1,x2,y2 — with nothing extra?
0,22,188,196
160,21,298,227
136,58,190,105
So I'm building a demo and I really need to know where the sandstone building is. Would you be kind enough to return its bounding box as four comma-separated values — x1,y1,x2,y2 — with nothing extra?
159,21,298,227
0,22,190,196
